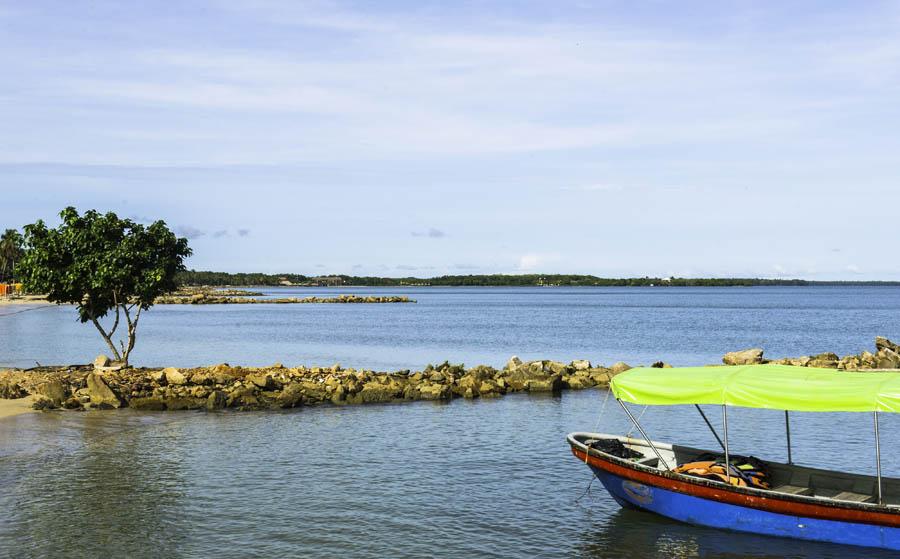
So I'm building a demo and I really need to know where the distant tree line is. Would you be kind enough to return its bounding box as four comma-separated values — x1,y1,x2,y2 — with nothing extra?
174,271,900,287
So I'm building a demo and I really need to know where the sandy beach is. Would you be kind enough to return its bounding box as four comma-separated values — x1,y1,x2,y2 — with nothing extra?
0,396,36,420
0,295,50,306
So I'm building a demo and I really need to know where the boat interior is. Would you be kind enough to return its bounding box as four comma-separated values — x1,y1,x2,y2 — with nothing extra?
570,432,900,507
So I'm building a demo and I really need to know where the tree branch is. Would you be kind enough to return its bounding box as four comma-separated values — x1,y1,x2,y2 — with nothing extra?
86,307,122,361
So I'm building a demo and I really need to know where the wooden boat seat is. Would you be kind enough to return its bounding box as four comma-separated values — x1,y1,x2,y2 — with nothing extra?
833,491,874,503
772,484,813,496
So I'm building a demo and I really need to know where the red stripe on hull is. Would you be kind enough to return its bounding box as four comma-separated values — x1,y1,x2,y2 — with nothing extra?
571,447,900,528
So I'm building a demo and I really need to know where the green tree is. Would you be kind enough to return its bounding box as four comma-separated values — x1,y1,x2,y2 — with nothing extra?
0,228,24,282
17,208,192,365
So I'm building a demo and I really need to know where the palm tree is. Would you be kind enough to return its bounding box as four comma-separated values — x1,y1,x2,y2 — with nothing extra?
0,229,24,282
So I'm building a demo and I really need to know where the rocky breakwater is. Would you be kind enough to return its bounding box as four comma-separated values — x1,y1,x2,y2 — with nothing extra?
0,357,632,412
722,336,900,370
155,293,415,304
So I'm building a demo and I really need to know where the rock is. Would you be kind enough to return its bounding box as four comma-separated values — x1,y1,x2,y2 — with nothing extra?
247,373,276,390
722,349,764,366
207,390,227,410
562,372,596,390
650,361,673,368
86,373,121,408
35,379,67,406
0,380,27,399
32,396,56,410
809,352,840,368
506,356,522,370
571,360,591,371
875,336,900,354
129,396,167,411
609,362,632,375
838,355,861,371
859,351,877,369
356,380,403,403
275,384,305,408
189,372,212,385
211,371,236,385
546,361,567,374
62,397,83,410
148,370,167,384
227,387,259,409
93,355,111,368
875,348,900,369
588,367,613,385
527,374,562,392
163,367,187,385
163,397,205,411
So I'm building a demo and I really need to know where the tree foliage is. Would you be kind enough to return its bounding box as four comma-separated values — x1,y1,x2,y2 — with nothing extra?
0,228,24,282
18,208,191,365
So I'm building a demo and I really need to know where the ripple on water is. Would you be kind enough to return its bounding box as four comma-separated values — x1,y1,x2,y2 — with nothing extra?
1,391,899,558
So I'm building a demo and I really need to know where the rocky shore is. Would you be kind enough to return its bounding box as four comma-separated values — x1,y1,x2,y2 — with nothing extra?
2,336,898,416
0,357,626,412
154,293,415,304
722,336,900,370
3,288,415,306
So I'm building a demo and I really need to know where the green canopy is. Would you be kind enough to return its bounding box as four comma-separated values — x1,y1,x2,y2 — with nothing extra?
610,364,900,413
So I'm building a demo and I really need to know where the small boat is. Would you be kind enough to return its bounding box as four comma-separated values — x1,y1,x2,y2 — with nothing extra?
567,364,900,551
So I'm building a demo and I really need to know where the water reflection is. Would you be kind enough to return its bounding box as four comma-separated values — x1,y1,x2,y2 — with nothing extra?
576,508,899,559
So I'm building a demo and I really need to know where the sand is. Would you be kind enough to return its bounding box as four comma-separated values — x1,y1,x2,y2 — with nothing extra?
0,295,50,306
0,396,36,420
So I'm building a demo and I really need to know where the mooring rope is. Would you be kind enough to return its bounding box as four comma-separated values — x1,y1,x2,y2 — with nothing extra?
592,387,612,433
0,304,59,318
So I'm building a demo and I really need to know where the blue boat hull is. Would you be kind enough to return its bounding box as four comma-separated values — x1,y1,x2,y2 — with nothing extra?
590,465,900,551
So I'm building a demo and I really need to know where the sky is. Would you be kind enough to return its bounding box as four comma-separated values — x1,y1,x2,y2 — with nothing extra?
2,1,899,279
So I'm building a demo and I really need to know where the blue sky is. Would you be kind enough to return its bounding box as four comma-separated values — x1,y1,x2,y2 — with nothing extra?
2,1,899,278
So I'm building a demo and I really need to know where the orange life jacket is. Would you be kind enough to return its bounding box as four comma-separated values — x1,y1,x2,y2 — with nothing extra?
674,460,770,489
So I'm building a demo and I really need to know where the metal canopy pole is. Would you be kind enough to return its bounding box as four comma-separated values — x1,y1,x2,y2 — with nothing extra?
617,399,671,471
722,404,731,484
695,404,726,451
785,411,793,465
875,411,883,505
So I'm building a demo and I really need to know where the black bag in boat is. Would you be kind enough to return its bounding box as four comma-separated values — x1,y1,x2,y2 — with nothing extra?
588,439,644,460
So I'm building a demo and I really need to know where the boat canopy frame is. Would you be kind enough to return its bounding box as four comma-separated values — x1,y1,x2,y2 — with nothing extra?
612,364,894,504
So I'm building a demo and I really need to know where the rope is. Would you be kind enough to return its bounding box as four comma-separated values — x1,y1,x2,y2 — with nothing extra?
592,386,612,433
0,304,59,317
574,472,598,505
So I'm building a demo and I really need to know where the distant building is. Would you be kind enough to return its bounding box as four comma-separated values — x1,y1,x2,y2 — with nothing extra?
312,276,343,287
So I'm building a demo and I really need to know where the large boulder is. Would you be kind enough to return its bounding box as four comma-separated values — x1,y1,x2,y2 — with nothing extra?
571,360,591,371
93,355,111,368
206,390,228,410
609,362,632,375
506,356,523,370
875,337,900,354
35,379,68,406
247,373,278,390
0,380,27,399
129,396,167,411
722,349,764,366
163,367,187,385
875,348,900,369
808,352,839,368
86,373,121,408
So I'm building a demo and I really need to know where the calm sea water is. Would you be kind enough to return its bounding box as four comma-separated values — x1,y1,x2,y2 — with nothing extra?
2,286,900,558
2,286,899,369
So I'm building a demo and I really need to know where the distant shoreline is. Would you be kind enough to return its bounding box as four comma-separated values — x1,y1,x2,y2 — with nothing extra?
175,271,900,288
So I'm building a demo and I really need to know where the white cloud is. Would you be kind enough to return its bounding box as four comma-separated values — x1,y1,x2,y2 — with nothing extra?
517,254,543,271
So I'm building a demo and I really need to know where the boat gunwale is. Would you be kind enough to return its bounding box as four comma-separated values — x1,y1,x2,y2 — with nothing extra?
567,432,900,527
